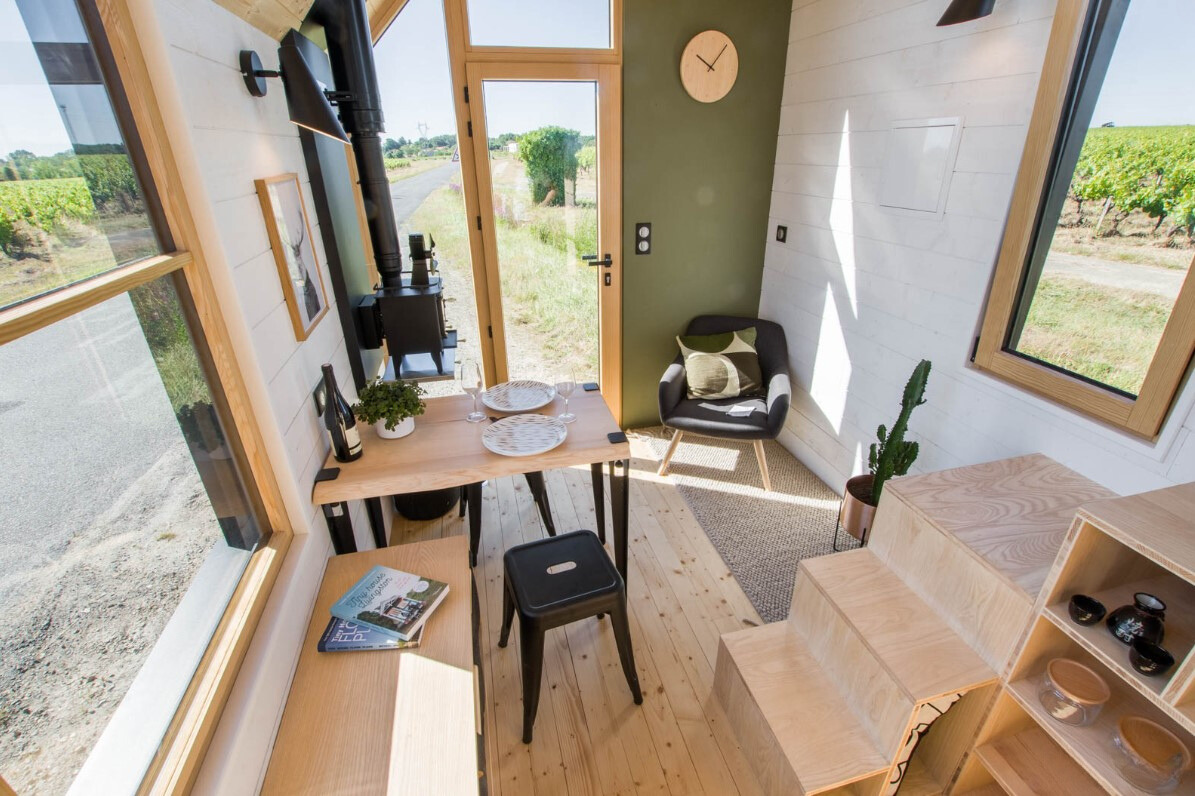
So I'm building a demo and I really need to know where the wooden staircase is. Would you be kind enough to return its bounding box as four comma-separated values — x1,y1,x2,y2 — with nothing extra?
714,455,1112,795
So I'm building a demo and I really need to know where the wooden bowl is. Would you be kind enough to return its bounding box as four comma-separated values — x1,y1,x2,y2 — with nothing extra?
1046,658,1111,706
1117,716,1192,773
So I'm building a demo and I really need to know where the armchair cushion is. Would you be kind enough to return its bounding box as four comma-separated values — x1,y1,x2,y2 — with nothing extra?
676,327,763,399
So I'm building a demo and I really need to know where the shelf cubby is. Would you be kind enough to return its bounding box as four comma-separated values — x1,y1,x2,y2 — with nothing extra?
1007,615,1195,794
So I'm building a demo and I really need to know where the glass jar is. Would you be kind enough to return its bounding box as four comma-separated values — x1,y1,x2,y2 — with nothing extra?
1113,715,1191,793
1038,658,1110,727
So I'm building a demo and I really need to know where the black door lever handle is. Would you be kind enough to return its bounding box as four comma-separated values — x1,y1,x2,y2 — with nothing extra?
582,253,613,267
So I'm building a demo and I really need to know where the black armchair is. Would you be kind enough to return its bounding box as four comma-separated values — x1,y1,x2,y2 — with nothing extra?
657,315,791,490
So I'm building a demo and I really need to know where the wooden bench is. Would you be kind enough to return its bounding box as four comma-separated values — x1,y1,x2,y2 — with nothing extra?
262,535,481,794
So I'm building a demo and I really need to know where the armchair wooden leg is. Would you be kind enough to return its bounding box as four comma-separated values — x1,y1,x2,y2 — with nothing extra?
753,439,772,492
657,430,684,476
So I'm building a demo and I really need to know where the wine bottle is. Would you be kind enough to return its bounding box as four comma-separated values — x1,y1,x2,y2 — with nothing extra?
322,364,362,462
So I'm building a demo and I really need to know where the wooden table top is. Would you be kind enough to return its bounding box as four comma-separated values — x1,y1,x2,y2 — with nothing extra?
261,535,478,795
313,389,629,504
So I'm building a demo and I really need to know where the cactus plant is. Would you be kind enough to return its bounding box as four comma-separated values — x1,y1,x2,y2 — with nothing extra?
867,359,931,504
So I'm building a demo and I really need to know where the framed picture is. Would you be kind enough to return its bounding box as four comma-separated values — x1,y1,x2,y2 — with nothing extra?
255,173,329,341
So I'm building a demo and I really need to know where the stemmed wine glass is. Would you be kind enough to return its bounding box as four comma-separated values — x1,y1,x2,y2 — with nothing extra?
460,359,486,423
555,370,577,424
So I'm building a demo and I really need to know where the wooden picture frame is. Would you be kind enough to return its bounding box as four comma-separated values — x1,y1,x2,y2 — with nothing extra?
255,174,329,341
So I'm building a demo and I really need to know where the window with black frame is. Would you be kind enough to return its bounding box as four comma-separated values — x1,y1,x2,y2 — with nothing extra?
0,0,269,791
1003,0,1195,399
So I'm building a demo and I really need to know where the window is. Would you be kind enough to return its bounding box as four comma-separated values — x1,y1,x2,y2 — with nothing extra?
975,0,1195,437
0,0,289,791
465,0,613,50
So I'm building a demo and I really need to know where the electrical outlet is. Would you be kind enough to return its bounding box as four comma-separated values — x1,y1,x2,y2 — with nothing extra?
635,222,652,255
776,225,788,243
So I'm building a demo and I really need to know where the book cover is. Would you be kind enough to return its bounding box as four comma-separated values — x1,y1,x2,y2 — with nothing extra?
316,617,424,653
330,565,450,641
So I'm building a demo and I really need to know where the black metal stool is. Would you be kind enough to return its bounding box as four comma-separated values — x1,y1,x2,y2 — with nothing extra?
498,530,643,743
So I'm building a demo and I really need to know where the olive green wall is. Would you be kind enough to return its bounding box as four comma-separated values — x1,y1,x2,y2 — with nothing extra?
620,0,791,427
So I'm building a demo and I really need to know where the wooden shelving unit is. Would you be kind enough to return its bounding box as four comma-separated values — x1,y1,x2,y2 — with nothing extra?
956,482,1195,795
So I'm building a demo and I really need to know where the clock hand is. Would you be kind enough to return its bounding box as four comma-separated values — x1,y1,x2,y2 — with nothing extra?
710,43,728,67
695,53,714,71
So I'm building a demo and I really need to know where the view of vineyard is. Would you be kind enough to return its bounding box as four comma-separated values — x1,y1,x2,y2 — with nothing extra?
1011,3,1194,396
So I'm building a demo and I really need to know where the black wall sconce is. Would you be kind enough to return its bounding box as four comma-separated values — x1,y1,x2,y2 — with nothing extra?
936,0,996,26
239,45,350,143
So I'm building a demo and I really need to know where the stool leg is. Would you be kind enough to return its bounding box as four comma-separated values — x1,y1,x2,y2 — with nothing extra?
498,582,515,648
519,623,545,743
610,600,643,705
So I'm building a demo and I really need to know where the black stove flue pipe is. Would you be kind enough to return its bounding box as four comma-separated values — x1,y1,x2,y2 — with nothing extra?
308,0,403,288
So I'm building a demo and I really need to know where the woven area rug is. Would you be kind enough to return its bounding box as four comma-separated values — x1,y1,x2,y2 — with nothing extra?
632,428,859,623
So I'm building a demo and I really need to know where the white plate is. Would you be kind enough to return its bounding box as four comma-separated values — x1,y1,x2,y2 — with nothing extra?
481,380,556,413
482,414,567,457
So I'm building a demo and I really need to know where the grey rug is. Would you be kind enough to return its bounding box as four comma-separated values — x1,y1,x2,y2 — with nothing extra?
633,428,859,623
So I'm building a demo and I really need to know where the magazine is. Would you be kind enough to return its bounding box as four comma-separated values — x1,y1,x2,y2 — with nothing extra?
316,617,424,653
330,565,450,641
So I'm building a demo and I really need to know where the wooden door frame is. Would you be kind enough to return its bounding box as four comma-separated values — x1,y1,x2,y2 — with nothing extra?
462,62,622,418
435,0,624,422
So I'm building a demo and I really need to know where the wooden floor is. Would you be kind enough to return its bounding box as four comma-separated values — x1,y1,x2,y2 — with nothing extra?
390,443,766,796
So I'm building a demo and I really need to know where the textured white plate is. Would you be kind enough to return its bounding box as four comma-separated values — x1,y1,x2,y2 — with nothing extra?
482,414,567,457
481,380,555,413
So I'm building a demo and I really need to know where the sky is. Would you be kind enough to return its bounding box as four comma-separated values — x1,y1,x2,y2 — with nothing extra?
1089,0,1195,127
372,0,605,142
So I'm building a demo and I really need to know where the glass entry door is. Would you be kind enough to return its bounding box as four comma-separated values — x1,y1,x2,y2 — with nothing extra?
466,63,621,410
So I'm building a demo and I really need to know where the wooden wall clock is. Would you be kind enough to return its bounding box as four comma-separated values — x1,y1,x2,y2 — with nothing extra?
680,30,739,103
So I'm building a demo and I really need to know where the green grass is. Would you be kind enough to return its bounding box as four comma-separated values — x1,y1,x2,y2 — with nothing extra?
406,173,599,380
1016,275,1172,394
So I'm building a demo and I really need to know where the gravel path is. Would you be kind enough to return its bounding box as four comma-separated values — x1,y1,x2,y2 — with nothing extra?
1044,251,1186,299
0,295,223,794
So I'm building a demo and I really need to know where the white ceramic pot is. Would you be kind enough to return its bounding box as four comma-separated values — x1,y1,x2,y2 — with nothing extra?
375,416,415,440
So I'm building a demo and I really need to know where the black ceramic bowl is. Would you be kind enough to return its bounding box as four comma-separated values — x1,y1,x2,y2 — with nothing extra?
1068,594,1107,626
1129,638,1175,677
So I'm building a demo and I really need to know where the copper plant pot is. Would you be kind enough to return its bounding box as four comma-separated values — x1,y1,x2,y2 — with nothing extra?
840,474,877,542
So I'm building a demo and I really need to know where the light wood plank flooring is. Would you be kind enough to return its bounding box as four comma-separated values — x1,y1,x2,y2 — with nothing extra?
390,447,765,796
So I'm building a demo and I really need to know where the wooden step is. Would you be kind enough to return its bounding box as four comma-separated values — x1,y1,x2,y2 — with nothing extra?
797,548,998,703
714,622,890,795
867,455,1112,671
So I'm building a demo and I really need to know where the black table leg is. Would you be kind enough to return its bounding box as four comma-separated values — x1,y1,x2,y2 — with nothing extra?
523,471,556,536
321,501,357,555
467,482,483,567
590,462,606,544
609,459,630,582
365,496,387,548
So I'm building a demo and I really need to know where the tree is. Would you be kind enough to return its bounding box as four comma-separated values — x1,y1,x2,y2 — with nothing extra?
383,138,401,153
516,126,581,206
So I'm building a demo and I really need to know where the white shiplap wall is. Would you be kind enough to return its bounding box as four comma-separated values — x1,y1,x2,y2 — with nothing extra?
129,0,379,791
762,0,1195,497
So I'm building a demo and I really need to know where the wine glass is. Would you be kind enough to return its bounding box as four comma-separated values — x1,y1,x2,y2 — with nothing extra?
555,370,577,424
460,359,486,423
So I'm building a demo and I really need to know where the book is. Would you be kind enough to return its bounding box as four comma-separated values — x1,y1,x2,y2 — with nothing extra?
330,564,450,641
316,617,424,653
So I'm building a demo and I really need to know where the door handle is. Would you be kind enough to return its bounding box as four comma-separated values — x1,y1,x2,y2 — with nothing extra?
582,253,613,268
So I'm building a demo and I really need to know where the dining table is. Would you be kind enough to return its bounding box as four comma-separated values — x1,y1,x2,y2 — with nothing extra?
311,388,634,581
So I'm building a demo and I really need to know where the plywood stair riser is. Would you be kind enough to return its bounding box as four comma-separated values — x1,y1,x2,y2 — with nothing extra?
866,490,1035,675
714,624,891,795
789,573,913,761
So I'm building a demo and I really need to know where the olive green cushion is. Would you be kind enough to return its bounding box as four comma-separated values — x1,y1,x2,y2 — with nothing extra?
676,327,763,399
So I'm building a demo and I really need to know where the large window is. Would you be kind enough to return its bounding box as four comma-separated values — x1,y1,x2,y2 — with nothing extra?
0,0,286,792
976,0,1195,437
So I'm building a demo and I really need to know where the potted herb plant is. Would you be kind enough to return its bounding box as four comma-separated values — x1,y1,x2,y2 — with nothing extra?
352,378,426,440
840,359,931,544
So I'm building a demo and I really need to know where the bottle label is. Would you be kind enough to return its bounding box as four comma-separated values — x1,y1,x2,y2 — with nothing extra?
345,423,362,455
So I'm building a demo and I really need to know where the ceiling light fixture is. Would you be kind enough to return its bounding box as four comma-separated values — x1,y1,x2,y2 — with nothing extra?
239,47,350,143
936,0,996,26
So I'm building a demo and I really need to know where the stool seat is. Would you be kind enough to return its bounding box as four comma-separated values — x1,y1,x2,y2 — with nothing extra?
499,530,642,743
504,530,620,619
